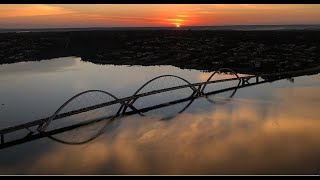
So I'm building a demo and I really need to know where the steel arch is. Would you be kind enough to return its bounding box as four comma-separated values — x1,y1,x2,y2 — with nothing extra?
37,90,125,132
47,116,120,145
200,68,240,93
122,74,199,114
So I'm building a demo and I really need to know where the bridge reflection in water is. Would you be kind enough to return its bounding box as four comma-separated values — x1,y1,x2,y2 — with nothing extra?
0,67,318,149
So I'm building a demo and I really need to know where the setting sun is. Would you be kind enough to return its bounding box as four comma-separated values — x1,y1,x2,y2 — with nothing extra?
176,24,180,27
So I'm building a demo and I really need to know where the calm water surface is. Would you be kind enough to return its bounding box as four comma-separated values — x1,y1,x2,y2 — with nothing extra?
0,57,320,174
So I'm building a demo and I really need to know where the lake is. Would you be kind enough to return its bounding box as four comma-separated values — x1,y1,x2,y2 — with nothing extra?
1,57,320,174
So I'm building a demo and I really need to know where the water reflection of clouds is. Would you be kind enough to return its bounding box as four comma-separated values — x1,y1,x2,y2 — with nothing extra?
273,87,320,120
0,57,79,78
2,88,320,174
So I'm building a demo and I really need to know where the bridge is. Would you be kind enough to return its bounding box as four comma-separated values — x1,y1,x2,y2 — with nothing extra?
1,66,320,149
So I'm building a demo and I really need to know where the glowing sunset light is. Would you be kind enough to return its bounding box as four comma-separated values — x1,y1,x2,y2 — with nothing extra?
0,4,319,28
166,18,186,27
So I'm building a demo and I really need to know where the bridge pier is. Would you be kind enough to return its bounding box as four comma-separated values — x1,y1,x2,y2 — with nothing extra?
241,77,250,85
1,134,4,144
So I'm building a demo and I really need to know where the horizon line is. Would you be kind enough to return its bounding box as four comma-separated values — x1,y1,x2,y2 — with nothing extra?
1,24,320,30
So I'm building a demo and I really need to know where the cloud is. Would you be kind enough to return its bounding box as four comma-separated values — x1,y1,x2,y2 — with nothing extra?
177,15,193,18
0,4,74,18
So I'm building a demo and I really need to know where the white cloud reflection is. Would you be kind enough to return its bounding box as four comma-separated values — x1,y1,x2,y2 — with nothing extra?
1,85,320,174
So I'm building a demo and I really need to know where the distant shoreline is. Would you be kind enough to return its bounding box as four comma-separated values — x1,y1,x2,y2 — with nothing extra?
1,24,320,33
0,29,320,75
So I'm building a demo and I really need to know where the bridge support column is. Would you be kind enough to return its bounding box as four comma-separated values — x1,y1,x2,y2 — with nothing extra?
241,78,250,85
1,134,4,144
196,85,204,96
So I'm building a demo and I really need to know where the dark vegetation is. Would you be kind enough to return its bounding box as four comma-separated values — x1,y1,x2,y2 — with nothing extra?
0,30,319,74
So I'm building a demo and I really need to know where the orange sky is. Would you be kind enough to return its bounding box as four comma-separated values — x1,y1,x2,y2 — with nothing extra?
0,4,320,28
